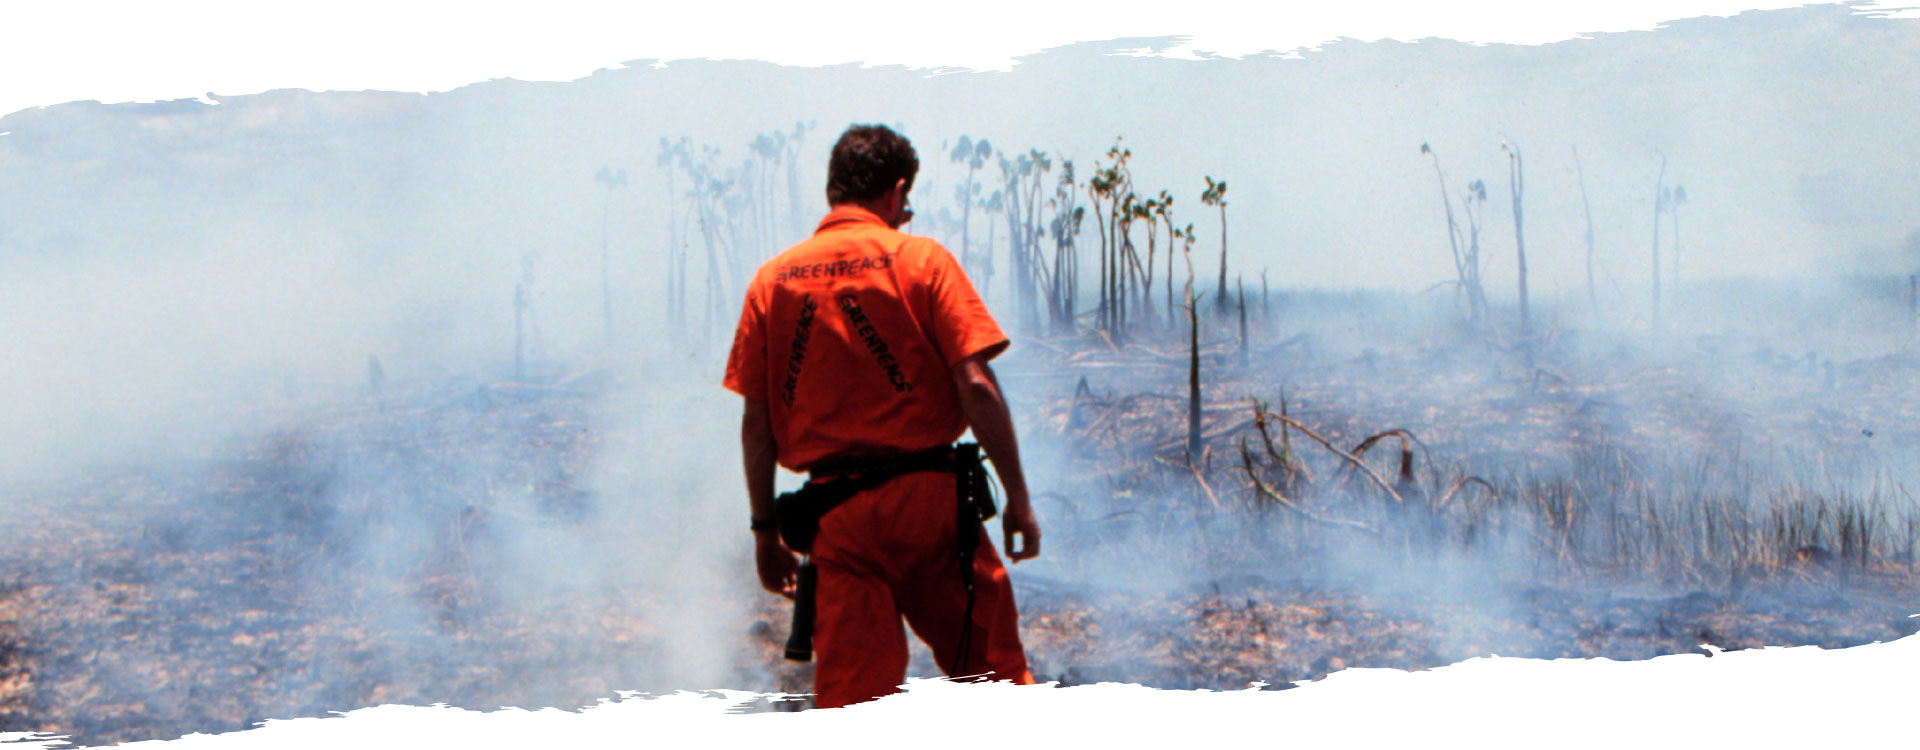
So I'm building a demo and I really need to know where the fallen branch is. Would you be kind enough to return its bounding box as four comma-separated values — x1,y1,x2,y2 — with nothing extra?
1153,415,1257,453
1260,410,1405,504
1238,442,1377,535
1187,444,1223,511
1338,428,1431,498
1435,475,1497,511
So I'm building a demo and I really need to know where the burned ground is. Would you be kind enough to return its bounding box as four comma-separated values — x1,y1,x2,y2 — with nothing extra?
2,294,1918,744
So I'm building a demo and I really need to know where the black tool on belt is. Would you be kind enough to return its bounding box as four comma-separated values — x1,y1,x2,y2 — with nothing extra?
776,443,997,664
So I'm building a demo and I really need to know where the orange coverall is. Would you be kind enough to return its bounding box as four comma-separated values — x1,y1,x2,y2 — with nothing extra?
723,205,1034,707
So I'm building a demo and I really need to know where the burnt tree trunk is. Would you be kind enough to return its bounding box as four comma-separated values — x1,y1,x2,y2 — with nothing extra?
1188,290,1203,462
1575,146,1597,310
1508,144,1530,340
1237,276,1248,367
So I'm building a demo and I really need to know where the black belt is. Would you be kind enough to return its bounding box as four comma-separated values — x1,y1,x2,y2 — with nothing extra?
777,445,958,557
807,444,956,481
778,443,998,665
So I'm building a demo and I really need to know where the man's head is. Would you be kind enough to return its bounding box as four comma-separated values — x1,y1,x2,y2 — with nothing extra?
826,124,918,227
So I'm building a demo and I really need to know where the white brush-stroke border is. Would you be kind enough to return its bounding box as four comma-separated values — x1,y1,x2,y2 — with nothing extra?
6,1,1919,748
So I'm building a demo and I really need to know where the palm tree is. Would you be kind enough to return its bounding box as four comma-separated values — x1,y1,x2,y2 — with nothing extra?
1011,149,1053,333
784,120,815,237
995,147,1058,333
1046,160,1084,333
980,187,1004,299
1159,192,1180,327
1181,224,1204,461
657,137,695,328
749,132,782,262
1087,159,1120,334
1202,176,1229,313
1138,192,1167,330
594,165,628,343
950,136,991,281
1128,194,1156,329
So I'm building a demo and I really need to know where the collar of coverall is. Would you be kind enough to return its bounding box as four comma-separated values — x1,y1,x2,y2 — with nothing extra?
815,204,890,233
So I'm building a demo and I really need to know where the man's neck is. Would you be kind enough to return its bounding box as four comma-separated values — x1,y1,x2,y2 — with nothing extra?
832,200,897,227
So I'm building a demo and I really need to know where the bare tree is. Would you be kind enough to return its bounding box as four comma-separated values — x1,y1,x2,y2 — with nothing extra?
1462,178,1491,325
1422,143,1484,328
1237,276,1248,366
1574,145,1597,310
1669,184,1688,292
657,137,691,328
594,165,628,343
1501,138,1530,339
1651,150,1668,328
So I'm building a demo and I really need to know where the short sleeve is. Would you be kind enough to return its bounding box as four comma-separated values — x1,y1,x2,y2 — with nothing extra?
920,240,1009,366
722,283,770,399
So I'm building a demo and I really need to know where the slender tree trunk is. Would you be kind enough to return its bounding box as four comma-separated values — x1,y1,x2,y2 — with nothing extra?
961,171,976,278
1261,270,1270,319
1237,276,1248,367
988,213,999,301
1427,153,1470,323
664,170,678,327
1574,146,1597,310
1671,206,1682,296
1113,207,1125,337
1166,217,1177,327
1651,153,1666,329
1215,205,1230,312
514,282,527,381
699,206,724,338
1004,178,1025,330
601,187,614,343
1509,147,1530,339
1187,280,1202,462
1092,192,1109,333
1143,224,1157,330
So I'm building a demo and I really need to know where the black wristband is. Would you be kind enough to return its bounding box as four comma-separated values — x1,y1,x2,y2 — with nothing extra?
750,517,778,532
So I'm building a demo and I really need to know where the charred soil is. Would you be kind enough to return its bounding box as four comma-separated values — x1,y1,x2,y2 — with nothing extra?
3,302,1919,743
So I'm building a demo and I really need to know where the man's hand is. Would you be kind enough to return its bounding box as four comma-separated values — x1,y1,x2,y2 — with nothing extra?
1000,491,1041,563
755,530,799,597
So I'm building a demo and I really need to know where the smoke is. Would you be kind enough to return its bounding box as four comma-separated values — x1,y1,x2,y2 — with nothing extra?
0,7,1915,739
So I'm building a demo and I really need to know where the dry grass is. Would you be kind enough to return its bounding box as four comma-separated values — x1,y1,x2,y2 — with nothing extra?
1018,299,1920,593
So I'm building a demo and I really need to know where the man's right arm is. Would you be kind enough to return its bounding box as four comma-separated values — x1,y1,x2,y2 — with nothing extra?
950,353,1040,562
742,396,798,596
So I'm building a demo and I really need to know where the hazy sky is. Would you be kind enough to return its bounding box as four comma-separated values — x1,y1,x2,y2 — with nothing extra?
3,4,1917,478
6,5,1917,292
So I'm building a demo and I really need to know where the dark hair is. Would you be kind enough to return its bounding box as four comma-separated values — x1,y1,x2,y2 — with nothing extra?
826,124,918,205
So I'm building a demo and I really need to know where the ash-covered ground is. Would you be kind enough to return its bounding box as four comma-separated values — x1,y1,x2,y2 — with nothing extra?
3,285,1919,745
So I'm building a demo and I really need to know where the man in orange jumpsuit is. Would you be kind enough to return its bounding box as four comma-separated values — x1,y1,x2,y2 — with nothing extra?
723,124,1041,708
